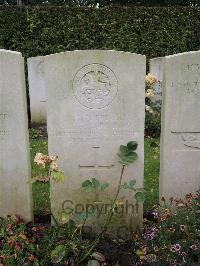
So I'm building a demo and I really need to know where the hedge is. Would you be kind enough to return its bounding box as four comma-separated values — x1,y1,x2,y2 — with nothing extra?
0,6,200,62
1,0,200,7
0,6,199,127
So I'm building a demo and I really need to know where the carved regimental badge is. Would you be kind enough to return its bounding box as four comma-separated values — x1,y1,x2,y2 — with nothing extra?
73,64,118,109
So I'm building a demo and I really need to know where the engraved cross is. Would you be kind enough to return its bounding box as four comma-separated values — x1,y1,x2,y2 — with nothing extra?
79,147,115,170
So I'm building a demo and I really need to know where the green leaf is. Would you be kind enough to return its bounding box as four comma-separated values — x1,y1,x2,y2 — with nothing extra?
129,179,136,188
127,141,138,151
59,210,70,223
92,178,100,189
120,145,129,154
52,171,65,183
135,192,145,204
124,152,138,162
82,180,95,192
85,185,96,193
82,180,92,188
51,245,66,264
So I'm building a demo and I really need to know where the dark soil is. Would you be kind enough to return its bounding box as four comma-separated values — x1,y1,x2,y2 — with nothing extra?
31,123,48,139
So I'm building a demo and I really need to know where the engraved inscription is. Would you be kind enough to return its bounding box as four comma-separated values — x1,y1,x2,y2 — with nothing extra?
0,113,8,119
172,81,200,95
36,60,44,74
73,64,118,109
51,128,135,142
181,134,200,149
0,113,9,140
0,130,7,135
171,79,200,132
184,64,200,71
79,147,115,170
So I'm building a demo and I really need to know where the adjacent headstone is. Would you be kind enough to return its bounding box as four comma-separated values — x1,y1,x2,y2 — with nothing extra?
28,56,46,124
160,51,200,201
45,50,145,234
149,57,164,108
0,50,33,221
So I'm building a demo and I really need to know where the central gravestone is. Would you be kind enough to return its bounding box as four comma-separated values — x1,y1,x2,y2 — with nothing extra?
45,50,145,234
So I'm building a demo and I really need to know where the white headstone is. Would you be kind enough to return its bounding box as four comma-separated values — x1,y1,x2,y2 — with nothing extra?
45,50,145,234
28,56,46,124
150,57,164,107
0,50,33,221
160,51,200,201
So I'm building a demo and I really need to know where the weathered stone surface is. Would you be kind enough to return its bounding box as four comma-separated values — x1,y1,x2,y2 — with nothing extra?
45,50,145,234
0,50,33,221
149,57,164,108
28,56,46,124
160,51,200,201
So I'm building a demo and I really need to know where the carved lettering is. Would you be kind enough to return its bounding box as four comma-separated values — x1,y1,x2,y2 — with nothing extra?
0,113,8,119
173,81,200,95
184,64,200,71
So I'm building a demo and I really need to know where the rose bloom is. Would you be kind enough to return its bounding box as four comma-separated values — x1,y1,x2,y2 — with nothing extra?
50,161,59,171
34,153,47,168
145,89,154,98
145,73,158,86
49,155,58,162
145,105,154,114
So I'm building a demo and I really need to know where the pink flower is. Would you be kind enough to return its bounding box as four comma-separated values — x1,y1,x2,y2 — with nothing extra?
190,244,198,251
34,153,47,168
50,161,59,171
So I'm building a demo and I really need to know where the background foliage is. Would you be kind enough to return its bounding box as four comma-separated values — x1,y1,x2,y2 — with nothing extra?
0,6,200,61
0,6,199,131
1,0,200,6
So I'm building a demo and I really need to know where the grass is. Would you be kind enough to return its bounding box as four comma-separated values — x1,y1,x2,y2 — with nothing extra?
144,137,160,210
30,129,160,215
30,130,49,215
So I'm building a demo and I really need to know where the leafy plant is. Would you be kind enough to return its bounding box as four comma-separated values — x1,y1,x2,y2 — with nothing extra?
51,244,66,263
32,141,145,265
78,141,142,264
118,141,138,165
82,178,109,193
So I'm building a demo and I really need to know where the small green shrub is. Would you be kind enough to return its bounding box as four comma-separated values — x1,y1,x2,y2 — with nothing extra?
145,109,161,137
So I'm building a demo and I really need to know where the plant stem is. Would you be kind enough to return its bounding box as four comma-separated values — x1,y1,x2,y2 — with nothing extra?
49,168,59,226
78,165,125,264
51,211,59,226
